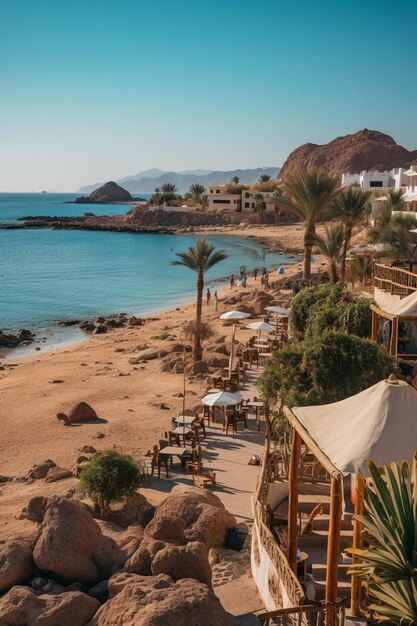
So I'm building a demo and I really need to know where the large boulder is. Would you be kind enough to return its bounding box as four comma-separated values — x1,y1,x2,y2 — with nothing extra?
19,496,49,523
0,540,33,592
124,516,185,575
107,493,154,529
26,460,57,480
33,497,119,584
0,586,99,626
149,486,236,549
68,402,99,423
87,575,232,626
151,541,212,588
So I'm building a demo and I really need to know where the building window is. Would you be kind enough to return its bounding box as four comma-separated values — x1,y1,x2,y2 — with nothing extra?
245,202,250,208
216,189,220,193
370,181,383,188
245,192,250,198
213,199,230,204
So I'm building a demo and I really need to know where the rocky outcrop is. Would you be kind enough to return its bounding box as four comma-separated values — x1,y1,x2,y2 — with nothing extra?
279,129,417,178
0,329,35,348
75,181,133,204
107,493,154,529
87,574,232,626
0,586,99,626
0,541,33,592
33,497,119,584
151,542,212,588
57,402,99,426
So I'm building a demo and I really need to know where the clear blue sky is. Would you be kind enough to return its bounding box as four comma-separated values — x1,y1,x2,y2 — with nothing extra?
0,0,416,191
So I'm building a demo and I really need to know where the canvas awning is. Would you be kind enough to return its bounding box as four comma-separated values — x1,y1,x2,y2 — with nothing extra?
287,377,417,477
382,289,417,317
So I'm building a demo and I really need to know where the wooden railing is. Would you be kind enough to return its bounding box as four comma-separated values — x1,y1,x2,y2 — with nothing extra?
374,263,417,293
256,598,346,626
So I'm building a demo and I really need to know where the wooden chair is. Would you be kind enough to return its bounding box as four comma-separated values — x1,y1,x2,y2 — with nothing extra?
194,417,206,438
168,431,180,446
151,445,169,479
193,471,216,489
186,445,202,472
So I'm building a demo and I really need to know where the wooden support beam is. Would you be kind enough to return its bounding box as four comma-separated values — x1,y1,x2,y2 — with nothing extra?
371,310,378,342
351,473,365,616
390,317,398,357
288,428,301,574
325,476,343,626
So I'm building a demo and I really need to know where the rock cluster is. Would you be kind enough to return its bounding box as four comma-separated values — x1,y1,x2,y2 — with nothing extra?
78,313,144,335
0,486,236,624
0,328,35,348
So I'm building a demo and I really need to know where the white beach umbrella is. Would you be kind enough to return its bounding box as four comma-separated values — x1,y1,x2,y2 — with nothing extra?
219,310,251,376
265,305,289,316
201,391,242,406
247,320,276,340
265,305,289,335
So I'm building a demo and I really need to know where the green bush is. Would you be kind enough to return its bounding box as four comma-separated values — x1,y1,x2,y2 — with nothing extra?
258,331,394,407
78,450,144,519
289,283,346,339
305,297,372,341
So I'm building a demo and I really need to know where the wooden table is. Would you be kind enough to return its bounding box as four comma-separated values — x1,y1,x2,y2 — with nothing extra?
159,445,191,468
259,352,272,364
173,426,192,445
174,415,197,426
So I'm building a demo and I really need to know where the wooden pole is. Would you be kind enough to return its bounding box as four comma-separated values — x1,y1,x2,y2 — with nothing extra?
371,310,378,342
288,428,301,574
229,322,236,377
325,476,343,626
390,317,398,357
351,473,365,616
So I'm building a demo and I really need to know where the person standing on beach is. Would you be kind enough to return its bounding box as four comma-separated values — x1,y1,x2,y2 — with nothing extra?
260,274,265,288
242,272,247,288
206,288,211,305
230,274,235,289
214,290,218,311
265,271,270,289
254,268,258,281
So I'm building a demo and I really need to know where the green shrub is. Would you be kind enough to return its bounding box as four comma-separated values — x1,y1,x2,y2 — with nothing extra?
159,331,170,340
78,450,144,519
258,331,394,407
289,283,346,339
305,297,372,341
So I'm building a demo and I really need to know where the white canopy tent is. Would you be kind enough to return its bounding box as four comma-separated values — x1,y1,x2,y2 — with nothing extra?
289,376,417,477
382,289,417,317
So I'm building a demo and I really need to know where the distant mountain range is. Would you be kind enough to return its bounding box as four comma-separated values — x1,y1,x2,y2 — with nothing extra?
77,167,280,195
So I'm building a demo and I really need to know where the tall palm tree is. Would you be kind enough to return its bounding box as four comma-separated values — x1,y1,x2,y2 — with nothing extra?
314,223,344,283
274,169,340,279
171,239,228,361
258,174,271,183
272,188,283,225
333,186,372,281
231,176,240,185
254,193,265,223
161,182,177,194
385,188,405,212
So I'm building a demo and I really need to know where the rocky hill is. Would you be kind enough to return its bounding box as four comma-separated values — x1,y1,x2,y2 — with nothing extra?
75,181,134,204
279,129,417,178
78,167,280,195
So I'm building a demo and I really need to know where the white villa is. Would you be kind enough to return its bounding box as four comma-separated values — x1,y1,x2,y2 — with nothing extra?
341,166,417,217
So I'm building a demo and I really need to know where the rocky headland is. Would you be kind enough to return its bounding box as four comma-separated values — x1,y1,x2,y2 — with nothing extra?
279,128,417,177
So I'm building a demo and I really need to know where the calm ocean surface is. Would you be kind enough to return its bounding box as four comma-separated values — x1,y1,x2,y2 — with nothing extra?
0,193,298,355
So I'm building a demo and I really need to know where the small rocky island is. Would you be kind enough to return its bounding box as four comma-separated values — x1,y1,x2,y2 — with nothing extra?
74,181,137,204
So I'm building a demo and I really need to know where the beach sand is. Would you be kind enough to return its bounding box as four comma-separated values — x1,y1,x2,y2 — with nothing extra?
0,223,367,539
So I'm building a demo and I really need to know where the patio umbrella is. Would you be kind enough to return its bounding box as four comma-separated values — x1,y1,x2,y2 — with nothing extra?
265,305,289,335
246,321,275,338
219,310,251,376
201,391,242,406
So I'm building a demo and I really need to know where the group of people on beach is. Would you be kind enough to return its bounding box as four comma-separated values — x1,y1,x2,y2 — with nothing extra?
205,265,285,309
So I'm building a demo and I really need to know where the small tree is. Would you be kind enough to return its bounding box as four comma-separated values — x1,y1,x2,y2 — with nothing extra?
78,450,143,519
258,174,271,183
231,175,240,185
314,223,345,283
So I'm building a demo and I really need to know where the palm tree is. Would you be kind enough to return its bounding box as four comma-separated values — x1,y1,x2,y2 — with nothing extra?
314,223,344,283
349,460,417,625
231,176,240,185
272,188,283,225
258,174,271,183
385,188,405,212
254,193,265,224
349,256,372,286
161,182,177,194
188,183,206,204
274,169,340,279
171,239,228,361
333,186,372,281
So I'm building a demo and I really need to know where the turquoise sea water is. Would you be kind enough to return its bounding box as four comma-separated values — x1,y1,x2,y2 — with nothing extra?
0,193,298,354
